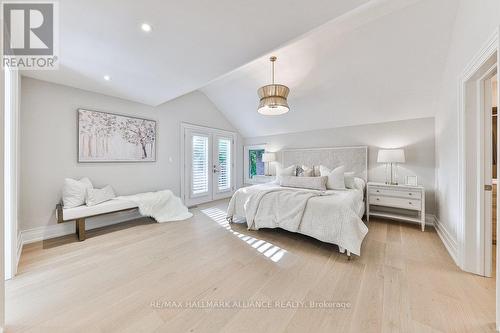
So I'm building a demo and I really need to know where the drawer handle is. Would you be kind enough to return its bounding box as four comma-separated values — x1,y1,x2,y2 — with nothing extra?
376,190,380,193
408,202,412,205
409,193,412,196
376,198,380,201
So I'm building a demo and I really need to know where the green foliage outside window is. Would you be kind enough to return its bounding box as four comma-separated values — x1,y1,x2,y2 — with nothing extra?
249,149,264,178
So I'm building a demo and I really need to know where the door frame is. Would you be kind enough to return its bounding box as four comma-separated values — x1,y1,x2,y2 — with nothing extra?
458,28,499,274
457,26,499,331
180,122,237,206
480,67,497,278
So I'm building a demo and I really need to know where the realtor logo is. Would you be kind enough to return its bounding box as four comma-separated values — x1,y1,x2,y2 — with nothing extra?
2,1,59,69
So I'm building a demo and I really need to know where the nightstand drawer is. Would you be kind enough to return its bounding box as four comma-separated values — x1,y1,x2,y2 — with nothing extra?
369,188,421,199
369,196,421,210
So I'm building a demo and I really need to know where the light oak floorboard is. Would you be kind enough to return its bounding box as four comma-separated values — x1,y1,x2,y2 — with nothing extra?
6,199,496,332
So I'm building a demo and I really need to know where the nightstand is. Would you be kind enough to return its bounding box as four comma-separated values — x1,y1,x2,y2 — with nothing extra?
251,175,276,184
367,182,426,231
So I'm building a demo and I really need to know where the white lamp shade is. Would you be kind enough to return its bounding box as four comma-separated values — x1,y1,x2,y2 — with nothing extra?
262,152,276,162
377,149,405,163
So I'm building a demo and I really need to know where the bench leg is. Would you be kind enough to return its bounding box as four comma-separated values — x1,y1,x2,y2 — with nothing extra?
76,218,86,241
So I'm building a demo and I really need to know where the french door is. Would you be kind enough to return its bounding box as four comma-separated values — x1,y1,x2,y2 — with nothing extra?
182,124,236,206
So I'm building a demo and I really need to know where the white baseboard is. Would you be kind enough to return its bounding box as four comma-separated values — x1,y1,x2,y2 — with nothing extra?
425,214,435,226
431,215,458,265
20,210,142,246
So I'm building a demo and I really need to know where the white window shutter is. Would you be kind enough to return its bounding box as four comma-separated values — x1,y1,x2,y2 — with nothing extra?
218,138,231,191
192,135,209,195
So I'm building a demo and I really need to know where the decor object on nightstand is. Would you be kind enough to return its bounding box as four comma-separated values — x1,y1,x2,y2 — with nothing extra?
262,152,276,176
377,149,405,185
405,175,418,186
367,182,426,231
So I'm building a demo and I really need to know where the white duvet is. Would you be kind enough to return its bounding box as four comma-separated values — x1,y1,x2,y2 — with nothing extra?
227,183,368,256
115,190,192,222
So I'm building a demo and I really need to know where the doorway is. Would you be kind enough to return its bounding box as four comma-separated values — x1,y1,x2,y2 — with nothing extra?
181,123,236,207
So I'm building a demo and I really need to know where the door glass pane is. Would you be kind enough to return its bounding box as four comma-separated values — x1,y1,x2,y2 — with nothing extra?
192,135,208,195
249,149,265,179
218,138,231,191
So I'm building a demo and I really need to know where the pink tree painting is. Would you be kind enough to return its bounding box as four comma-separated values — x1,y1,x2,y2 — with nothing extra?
78,109,156,162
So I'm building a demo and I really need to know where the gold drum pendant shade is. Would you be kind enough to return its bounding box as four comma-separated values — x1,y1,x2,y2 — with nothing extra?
257,56,290,115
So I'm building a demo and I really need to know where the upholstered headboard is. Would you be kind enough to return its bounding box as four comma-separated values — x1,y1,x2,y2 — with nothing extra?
281,146,368,181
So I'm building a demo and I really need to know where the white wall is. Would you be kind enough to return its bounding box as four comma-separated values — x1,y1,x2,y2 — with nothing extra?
245,117,436,214
435,1,500,243
20,77,240,234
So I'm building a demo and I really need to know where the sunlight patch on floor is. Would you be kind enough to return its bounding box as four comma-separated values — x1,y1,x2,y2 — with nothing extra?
201,207,287,263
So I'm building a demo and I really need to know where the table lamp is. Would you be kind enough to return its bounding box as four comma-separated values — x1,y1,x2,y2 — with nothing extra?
377,149,405,185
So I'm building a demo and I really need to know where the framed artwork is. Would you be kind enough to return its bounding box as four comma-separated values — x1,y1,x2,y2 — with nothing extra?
405,175,418,187
78,109,156,162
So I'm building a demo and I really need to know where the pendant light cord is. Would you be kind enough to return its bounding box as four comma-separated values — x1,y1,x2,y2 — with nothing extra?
272,60,275,84
270,56,277,84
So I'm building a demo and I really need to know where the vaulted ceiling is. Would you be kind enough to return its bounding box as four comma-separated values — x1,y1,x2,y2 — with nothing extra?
201,0,459,137
24,0,459,137
22,0,369,105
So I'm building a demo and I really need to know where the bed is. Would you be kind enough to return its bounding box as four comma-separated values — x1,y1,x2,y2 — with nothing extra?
227,146,369,258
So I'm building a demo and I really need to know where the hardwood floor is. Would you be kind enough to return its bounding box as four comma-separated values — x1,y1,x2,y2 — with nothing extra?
7,199,496,332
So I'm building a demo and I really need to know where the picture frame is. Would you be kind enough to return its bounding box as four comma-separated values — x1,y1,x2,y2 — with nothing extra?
405,175,418,187
78,109,157,162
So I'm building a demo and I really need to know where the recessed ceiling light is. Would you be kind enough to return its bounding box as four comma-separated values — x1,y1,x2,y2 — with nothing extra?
103,75,110,81
141,23,152,32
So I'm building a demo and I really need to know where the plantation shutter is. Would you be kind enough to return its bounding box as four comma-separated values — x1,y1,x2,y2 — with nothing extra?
218,138,231,191
192,135,209,195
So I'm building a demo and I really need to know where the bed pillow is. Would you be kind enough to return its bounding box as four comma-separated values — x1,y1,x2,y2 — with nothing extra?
320,165,346,190
296,165,314,177
353,177,366,191
313,165,321,177
62,177,94,208
86,185,116,206
276,164,296,177
279,176,327,191
344,172,356,189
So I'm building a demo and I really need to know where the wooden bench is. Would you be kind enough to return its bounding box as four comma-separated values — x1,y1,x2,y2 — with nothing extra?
56,200,138,241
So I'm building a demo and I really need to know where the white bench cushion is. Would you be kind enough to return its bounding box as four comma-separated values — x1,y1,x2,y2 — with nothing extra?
62,199,138,221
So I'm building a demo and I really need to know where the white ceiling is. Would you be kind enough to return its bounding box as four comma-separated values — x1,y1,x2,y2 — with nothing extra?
22,0,370,106
201,0,459,137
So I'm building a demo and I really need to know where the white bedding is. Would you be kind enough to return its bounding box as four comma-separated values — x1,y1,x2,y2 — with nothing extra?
227,183,368,256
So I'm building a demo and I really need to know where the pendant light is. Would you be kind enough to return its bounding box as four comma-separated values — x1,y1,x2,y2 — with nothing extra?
257,56,290,115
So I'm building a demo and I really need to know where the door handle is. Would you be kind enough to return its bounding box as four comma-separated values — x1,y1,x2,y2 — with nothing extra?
485,184,493,191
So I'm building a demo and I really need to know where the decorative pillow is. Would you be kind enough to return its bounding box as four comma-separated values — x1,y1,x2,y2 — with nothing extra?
353,177,366,191
86,185,116,206
296,165,313,177
279,176,327,191
344,172,356,189
276,165,296,177
313,165,321,177
62,177,94,208
320,165,346,190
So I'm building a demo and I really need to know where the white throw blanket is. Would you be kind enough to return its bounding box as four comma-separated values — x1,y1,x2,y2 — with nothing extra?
244,187,325,231
227,184,368,256
115,190,192,222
